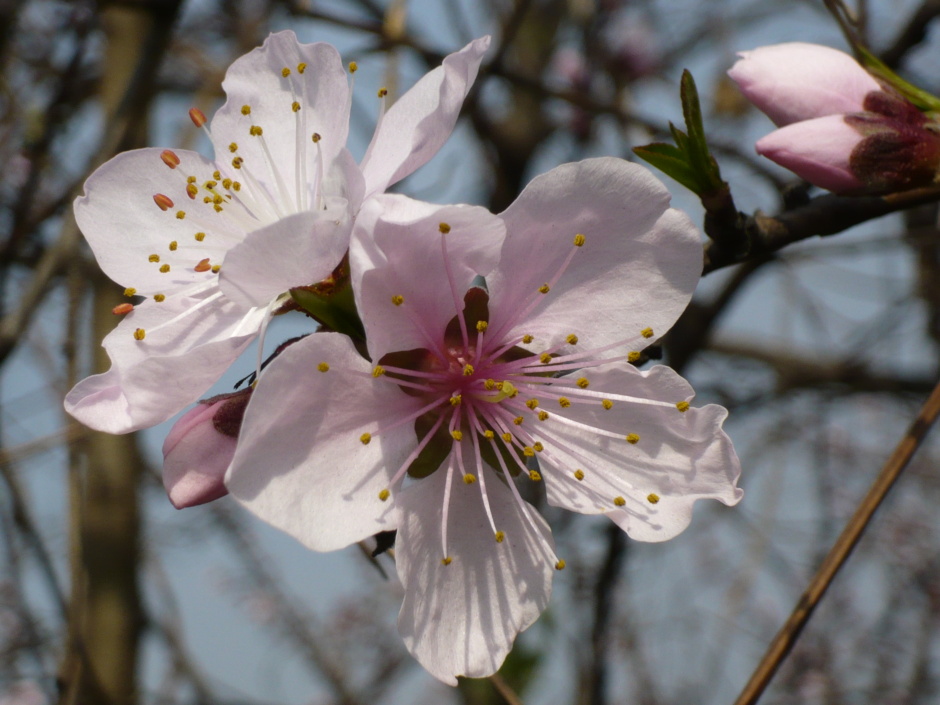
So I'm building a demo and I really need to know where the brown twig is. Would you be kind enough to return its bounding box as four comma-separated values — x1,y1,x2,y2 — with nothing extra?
732,376,940,705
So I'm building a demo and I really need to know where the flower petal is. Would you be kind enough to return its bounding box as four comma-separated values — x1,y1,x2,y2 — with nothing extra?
756,115,864,193
225,333,426,551
74,148,241,296
487,158,701,352
359,36,490,199
211,31,351,198
396,463,554,684
351,194,506,362
537,363,742,541
65,294,266,433
728,42,881,126
218,201,351,308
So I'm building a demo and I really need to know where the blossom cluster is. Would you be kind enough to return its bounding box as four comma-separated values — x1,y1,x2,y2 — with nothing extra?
66,31,742,683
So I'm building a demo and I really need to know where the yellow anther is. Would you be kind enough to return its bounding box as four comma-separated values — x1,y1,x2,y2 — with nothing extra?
232,182,241,191
123,287,137,297
576,377,589,389
229,142,238,153
372,365,386,377
558,397,571,408
188,107,207,127
566,334,578,345
641,327,654,339
222,178,232,189
240,105,251,115
555,559,566,570
360,433,372,445
194,232,206,242
529,470,542,481
463,473,476,484
153,193,174,210
483,430,495,439
133,328,146,341
153,294,165,302
627,351,641,363
476,320,488,332
391,294,404,306
169,241,178,251
186,175,196,183
297,62,307,73
348,61,358,73
676,401,690,412
148,254,160,263
522,334,533,344
538,411,549,421
378,488,390,501
212,170,221,180
159,264,170,273
484,379,496,391
112,303,134,315
204,180,217,189
614,496,626,507
317,362,329,372
213,204,223,212
311,133,321,143
281,67,291,77
574,469,584,481
377,87,388,98
232,157,244,169
539,353,552,364
463,364,474,376
451,430,463,442
523,446,535,457
441,556,452,566
525,399,539,410
438,222,451,234
249,125,263,136
175,210,186,220
501,432,512,442
449,395,462,406
203,197,211,203
292,101,300,112
533,442,544,452
211,264,221,274
626,433,640,444
573,233,585,247
538,283,550,294
513,416,524,426
647,493,660,504
212,195,223,205
186,183,198,199
495,531,505,543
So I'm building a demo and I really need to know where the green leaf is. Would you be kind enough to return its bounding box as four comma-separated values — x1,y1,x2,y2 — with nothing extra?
633,145,701,192
855,44,940,114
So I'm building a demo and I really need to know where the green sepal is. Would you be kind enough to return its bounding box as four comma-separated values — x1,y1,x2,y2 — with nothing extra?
289,283,365,343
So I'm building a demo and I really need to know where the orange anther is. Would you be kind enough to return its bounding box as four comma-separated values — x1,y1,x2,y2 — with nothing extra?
112,303,134,315
153,193,174,211
189,108,207,127
186,183,198,199
160,150,180,168
194,258,212,272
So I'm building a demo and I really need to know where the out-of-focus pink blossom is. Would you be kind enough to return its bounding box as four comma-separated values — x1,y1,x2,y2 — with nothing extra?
728,42,881,127
162,389,250,508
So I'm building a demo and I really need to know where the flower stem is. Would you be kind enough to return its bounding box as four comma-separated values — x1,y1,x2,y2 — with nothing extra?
732,377,940,705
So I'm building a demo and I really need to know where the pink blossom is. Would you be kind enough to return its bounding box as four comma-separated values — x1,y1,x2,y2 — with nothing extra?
728,42,881,127
162,389,250,508
65,31,490,433
225,158,742,682
755,115,865,192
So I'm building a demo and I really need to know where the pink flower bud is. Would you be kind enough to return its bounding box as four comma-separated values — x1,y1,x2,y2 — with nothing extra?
728,42,882,126
162,389,251,508
755,115,865,193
